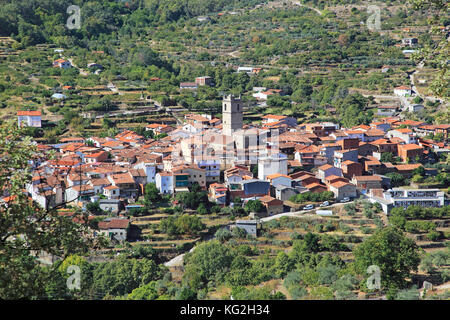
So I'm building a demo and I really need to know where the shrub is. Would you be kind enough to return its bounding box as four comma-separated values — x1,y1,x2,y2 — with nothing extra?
284,271,302,289
215,227,232,243
344,203,356,216
360,227,374,234
289,285,308,299
232,227,247,239
395,287,420,300
339,222,352,234
427,231,442,242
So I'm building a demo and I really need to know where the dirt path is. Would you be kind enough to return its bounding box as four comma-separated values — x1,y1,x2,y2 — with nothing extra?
291,1,323,16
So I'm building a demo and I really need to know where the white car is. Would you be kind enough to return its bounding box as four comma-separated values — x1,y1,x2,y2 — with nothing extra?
319,201,330,207
303,204,314,210
340,197,350,203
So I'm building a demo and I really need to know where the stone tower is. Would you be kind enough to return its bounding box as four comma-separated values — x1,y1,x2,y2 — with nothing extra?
222,94,243,136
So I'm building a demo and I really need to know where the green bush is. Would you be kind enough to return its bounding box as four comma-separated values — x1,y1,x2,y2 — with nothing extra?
427,231,442,242
289,191,334,204
289,285,308,299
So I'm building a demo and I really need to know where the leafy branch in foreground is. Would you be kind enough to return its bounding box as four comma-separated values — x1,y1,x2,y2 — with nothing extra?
0,122,103,299
409,0,449,99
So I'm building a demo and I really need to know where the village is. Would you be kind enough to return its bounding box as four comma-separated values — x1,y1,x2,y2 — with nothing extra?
12,84,449,245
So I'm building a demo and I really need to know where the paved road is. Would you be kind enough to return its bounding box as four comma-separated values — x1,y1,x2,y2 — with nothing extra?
164,244,197,267
260,201,353,222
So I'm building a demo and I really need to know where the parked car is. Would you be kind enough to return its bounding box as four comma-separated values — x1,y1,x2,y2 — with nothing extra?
340,197,350,203
319,201,330,207
303,204,314,210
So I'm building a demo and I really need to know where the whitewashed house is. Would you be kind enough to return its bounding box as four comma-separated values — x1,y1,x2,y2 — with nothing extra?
155,172,174,194
17,111,42,128
394,85,412,97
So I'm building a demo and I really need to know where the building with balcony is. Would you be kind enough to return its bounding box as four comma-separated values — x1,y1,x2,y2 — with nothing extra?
368,188,445,214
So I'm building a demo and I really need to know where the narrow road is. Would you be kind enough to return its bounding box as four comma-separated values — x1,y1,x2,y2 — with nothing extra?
292,1,323,16
163,200,358,267
260,200,354,222
164,246,196,267
67,58,89,76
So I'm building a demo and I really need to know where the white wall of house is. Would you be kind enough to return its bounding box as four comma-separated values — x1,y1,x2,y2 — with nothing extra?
394,88,412,97
133,162,156,184
270,176,292,188
18,115,41,128
258,154,288,180
156,174,173,194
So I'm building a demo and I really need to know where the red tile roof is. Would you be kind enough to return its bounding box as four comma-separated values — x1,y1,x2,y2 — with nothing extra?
17,110,41,116
98,218,129,230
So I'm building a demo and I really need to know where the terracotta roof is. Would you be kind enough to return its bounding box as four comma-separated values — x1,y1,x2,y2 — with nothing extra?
394,120,424,127
390,137,405,144
259,195,283,205
329,181,351,188
102,140,124,148
364,129,385,137
262,114,287,120
353,175,382,181
104,185,119,190
395,128,413,134
288,160,302,167
98,218,129,230
305,182,326,190
394,164,422,171
109,172,135,185
318,164,334,171
267,173,292,180
345,130,364,135
352,124,371,130
85,151,108,158
17,110,41,116
296,145,320,153
395,85,411,90
70,185,94,192
157,171,172,177
91,178,110,186
398,143,423,151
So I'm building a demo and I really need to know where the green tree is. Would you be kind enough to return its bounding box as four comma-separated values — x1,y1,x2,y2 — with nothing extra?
214,227,232,243
159,215,205,236
182,240,234,288
309,285,334,300
196,203,208,215
410,0,449,99
0,122,98,299
144,183,162,203
92,257,165,298
244,199,265,213
380,152,395,163
386,172,407,187
127,281,159,300
354,227,421,290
